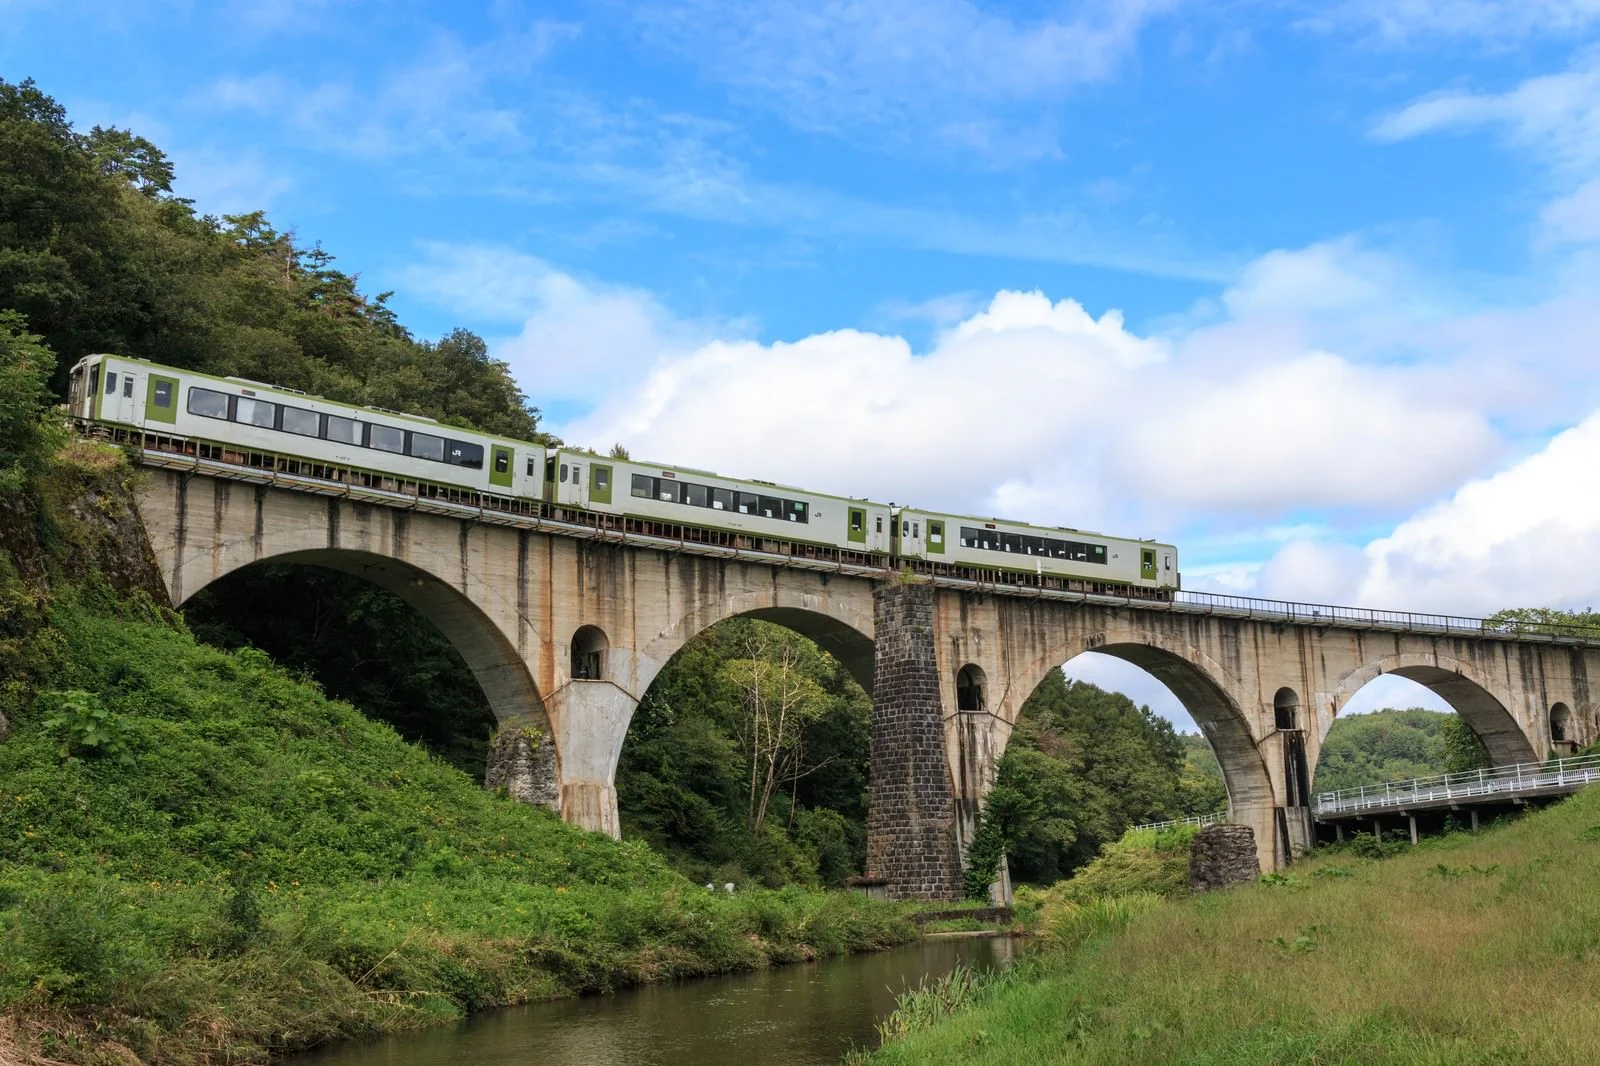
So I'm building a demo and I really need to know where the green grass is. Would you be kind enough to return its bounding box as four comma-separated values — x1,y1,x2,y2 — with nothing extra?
0,594,915,1064
864,793,1600,1065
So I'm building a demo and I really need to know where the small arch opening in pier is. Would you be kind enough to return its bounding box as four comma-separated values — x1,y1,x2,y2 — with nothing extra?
1274,687,1300,731
1551,702,1574,747
956,664,987,712
571,625,609,681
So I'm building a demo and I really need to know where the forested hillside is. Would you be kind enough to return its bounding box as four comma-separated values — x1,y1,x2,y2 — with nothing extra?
1313,709,1489,794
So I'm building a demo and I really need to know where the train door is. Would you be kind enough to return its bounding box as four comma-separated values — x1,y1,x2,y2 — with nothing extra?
1140,548,1157,582
901,514,923,557
489,445,515,493
847,507,867,545
555,455,587,507
588,463,613,507
101,364,141,426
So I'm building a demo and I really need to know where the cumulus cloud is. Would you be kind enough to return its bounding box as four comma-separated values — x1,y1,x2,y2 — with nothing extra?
1257,413,1600,615
561,280,1501,526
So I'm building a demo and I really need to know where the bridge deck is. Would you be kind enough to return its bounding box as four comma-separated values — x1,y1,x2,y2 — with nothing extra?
129,441,1600,648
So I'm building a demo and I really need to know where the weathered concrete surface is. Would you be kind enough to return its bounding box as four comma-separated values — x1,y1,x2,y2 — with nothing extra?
134,468,1599,890
1189,823,1261,892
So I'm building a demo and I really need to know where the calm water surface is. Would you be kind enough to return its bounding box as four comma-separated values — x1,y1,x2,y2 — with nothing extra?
300,935,1014,1066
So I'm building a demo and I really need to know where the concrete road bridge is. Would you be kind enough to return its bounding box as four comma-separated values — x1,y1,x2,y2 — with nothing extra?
129,448,1600,899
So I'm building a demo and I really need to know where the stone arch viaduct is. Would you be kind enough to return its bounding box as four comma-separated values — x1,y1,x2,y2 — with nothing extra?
133,460,1600,899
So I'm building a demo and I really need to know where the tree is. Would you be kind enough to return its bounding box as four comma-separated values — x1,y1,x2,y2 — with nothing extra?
723,627,832,837
0,311,58,494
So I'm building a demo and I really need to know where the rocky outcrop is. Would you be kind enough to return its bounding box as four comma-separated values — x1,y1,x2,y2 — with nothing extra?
1189,823,1260,893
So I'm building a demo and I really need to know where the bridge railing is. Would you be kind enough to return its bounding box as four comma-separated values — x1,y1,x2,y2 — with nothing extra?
1171,591,1600,645
1312,752,1600,818
1131,810,1228,833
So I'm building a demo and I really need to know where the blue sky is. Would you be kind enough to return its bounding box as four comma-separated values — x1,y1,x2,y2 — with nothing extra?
10,0,1600,728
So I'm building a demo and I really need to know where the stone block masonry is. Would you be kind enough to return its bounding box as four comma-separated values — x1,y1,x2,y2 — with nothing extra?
865,584,964,900
1189,823,1260,893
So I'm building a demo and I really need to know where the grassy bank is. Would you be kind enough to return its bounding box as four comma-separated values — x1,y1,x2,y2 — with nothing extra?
864,793,1600,1064
0,584,914,1065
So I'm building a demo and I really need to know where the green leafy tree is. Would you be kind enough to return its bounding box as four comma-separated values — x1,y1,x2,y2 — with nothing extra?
0,310,58,494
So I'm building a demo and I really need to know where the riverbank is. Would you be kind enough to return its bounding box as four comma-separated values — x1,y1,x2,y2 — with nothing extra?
862,787,1600,1064
0,447,916,1066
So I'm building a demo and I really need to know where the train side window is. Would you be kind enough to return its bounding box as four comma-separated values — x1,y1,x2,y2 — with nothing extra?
788,500,808,524
684,482,708,507
409,433,445,462
758,496,780,518
282,406,319,437
658,481,679,503
711,487,733,510
369,423,404,453
559,463,569,483
850,510,864,533
452,442,486,469
105,371,118,394
152,380,174,409
489,448,507,473
631,473,652,498
929,521,943,545
324,415,358,443
187,387,229,419
236,397,277,428
737,492,757,514
593,467,609,491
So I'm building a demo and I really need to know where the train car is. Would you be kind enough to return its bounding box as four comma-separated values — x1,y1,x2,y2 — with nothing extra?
546,448,893,556
894,506,1180,594
66,354,545,502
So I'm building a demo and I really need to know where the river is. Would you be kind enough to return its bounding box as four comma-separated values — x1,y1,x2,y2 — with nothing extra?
298,935,1015,1066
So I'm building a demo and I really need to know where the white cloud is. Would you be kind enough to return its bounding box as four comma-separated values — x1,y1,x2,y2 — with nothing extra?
1317,0,1600,42
561,281,1502,525
1542,178,1600,246
403,243,732,406
1222,238,1412,318
1256,412,1600,615
1372,62,1600,173
633,0,1178,147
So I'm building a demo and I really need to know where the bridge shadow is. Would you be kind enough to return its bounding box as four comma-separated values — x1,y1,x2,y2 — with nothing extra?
182,550,548,779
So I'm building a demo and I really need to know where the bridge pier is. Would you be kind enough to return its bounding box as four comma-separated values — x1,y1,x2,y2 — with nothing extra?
546,680,638,839
865,584,964,900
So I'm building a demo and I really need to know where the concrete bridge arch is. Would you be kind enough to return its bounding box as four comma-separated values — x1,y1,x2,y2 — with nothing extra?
1325,652,1539,770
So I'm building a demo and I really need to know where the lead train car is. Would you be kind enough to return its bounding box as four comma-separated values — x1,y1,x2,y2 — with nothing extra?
547,448,892,556
895,507,1180,594
66,355,545,501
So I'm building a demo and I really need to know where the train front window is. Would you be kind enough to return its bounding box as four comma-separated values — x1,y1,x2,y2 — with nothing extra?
324,415,357,443
187,387,228,419
105,371,118,394
369,424,404,453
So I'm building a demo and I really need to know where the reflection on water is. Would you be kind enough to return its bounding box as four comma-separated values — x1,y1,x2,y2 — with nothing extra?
299,935,1014,1066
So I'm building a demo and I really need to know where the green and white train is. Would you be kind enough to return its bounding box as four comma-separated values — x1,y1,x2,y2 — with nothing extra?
67,354,1179,596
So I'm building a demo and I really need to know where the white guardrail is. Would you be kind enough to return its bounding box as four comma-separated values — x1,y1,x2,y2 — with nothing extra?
1166,591,1600,647
1132,811,1229,832
1312,752,1600,818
